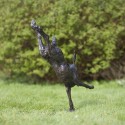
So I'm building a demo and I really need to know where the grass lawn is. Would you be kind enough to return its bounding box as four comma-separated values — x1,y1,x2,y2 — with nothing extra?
0,79,125,125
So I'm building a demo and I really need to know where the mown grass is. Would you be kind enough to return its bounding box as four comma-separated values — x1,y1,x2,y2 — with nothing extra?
0,79,125,125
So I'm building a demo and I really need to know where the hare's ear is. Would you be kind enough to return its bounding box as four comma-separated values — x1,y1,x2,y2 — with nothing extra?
31,19,38,30
51,36,57,46
72,51,76,64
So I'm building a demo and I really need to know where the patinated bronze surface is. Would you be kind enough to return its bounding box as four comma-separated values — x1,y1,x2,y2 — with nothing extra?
31,20,94,111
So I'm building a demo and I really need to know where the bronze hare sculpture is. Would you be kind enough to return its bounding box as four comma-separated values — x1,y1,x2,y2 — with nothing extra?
31,20,94,111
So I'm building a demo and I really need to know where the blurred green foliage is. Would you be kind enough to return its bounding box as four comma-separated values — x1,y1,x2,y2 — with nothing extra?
0,0,125,81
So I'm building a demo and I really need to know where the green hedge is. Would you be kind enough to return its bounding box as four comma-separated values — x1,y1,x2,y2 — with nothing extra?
0,0,125,81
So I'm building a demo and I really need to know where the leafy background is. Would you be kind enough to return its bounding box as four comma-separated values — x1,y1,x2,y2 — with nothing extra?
0,0,125,82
